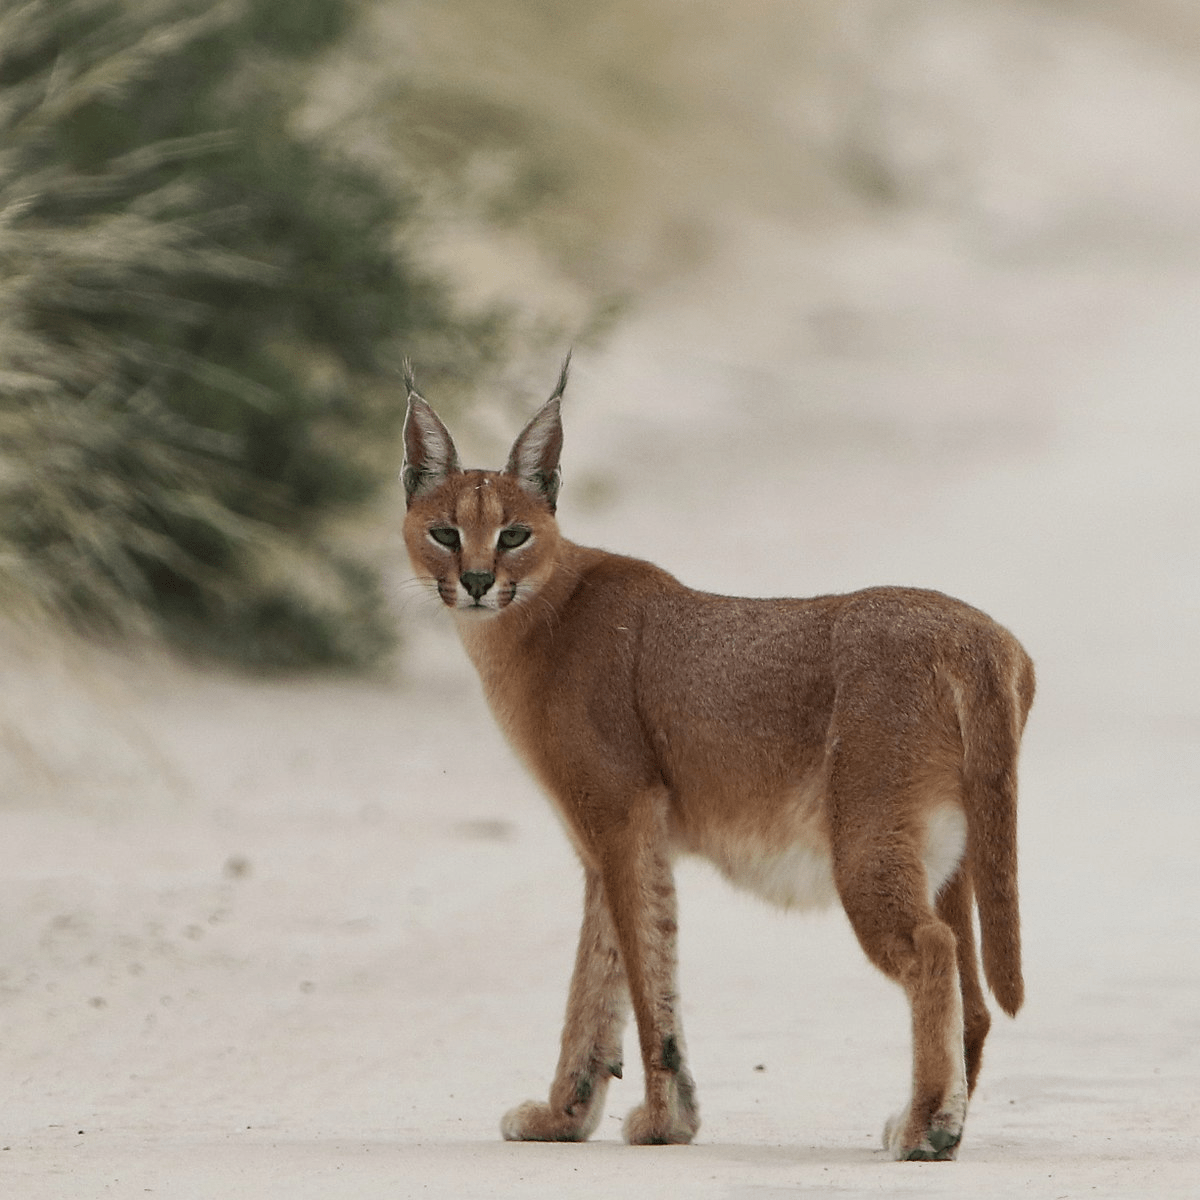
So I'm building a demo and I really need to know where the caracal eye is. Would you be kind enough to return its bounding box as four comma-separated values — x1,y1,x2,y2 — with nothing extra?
498,526,531,550
429,526,461,550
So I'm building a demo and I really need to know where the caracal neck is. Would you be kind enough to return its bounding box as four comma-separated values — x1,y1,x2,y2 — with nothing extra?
453,538,600,752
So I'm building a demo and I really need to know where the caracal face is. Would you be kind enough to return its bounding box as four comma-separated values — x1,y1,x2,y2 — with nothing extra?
403,468,563,617
402,364,567,619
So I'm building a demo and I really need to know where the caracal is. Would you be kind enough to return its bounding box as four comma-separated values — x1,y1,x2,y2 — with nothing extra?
401,360,1034,1161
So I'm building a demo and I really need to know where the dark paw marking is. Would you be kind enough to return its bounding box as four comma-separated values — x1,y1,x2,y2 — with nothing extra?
904,1126,961,1162
662,1035,681,1073
928,1126,960,1154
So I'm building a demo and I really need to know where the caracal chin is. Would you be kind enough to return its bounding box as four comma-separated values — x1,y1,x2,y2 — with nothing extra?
401,359,1034,1162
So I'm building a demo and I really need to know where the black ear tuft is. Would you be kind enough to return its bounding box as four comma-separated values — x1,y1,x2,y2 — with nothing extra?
402,358,419,400
549,350,571,403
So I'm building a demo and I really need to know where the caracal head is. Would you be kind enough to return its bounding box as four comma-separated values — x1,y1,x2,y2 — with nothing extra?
401,359,569,618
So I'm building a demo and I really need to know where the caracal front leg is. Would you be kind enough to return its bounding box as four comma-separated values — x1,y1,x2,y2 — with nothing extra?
501,868,629,1141
598,796,700,1146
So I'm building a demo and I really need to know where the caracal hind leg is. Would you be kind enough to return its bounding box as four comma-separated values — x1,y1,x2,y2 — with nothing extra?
936,867,991,1095
841,866,968,1160
830,744,969,1159
599,794,699,1145
502,868,629,1141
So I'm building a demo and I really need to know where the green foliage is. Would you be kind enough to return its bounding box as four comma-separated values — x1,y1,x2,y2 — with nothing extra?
0,0,505,667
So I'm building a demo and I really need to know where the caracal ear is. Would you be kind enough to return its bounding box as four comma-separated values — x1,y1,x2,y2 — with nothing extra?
401,363,461,506
504,356,569,511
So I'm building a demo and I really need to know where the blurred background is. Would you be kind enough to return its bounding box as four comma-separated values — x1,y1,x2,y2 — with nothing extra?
3,0,1196,671
1,1,1198,1189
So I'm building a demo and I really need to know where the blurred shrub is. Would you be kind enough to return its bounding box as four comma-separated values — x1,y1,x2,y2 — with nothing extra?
0,0,509,668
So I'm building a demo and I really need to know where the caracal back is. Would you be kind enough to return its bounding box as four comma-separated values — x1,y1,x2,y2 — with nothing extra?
401,360,1034,1161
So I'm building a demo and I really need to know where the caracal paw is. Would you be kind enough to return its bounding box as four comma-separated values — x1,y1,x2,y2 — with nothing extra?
622,1070,700,1147
501,1099,593,1143
622,1102,697,1145
883,1102,964,1162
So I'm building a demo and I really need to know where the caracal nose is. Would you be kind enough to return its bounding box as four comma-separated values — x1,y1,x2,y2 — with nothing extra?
461,570,496,601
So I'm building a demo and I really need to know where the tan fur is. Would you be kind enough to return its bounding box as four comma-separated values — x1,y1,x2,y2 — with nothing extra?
401,364,1035,1160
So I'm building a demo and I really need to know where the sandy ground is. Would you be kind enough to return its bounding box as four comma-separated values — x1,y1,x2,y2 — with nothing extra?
4,25,1200,1200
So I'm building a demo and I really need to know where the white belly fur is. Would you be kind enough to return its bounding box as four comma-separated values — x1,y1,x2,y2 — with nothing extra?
696,775,838,912
694,792,967,914
715,837,839,910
